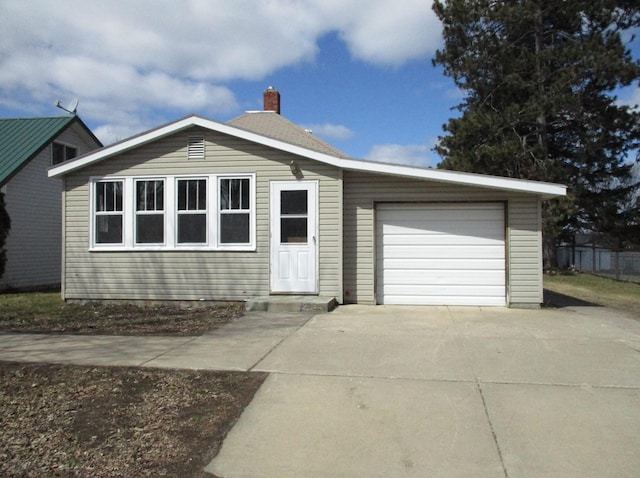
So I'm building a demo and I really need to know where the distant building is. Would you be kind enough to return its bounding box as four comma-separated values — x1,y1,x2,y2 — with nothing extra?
0,116,101,290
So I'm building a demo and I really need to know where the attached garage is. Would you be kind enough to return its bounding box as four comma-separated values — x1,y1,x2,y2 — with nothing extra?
376,202,506,306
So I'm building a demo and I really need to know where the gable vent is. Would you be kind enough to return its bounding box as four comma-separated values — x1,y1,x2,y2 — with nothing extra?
188,135,205,159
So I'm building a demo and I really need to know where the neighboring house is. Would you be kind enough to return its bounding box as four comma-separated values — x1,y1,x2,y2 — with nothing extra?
557,241,612,272
0,116,102,290
49,88,566,307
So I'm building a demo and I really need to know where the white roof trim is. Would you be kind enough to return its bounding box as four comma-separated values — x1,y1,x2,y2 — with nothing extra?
49,115,566,199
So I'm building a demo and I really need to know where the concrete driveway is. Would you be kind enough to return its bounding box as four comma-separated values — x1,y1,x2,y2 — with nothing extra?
207,305,640,478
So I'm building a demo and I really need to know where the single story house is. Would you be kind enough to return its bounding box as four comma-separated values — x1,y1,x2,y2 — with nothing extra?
0,115,101,290
49,89,566,307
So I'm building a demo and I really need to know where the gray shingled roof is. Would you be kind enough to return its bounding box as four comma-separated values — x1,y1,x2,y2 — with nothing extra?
228,111,349,158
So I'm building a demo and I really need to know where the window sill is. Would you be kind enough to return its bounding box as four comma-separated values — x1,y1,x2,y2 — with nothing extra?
89,245,256,252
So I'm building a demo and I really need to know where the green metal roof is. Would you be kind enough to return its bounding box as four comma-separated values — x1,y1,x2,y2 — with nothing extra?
0,116,77,186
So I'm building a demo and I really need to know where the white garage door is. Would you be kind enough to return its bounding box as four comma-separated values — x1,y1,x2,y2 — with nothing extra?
376,203,506,306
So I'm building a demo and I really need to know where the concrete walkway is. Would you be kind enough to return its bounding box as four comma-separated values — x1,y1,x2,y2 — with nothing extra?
0,311,314,370
1,305,640,477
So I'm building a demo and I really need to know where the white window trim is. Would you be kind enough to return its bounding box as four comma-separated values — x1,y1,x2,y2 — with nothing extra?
89,173,256,252
134,178,166,247
175,177,209,248
216,175,256,250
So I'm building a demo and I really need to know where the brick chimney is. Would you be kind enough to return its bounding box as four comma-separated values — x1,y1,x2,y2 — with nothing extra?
263,86,280,114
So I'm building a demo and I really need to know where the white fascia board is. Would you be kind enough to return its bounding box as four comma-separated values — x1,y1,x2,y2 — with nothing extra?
49,116,201,177
47,115,567,199
336,159,567,199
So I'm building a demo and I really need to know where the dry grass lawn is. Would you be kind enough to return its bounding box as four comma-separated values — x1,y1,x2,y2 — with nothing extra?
544,272,640,319
0,293,265,477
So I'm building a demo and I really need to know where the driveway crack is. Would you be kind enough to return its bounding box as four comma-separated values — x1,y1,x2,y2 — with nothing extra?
447,306,509,478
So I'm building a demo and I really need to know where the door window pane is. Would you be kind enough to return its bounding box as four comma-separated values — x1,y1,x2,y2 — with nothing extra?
281,190,307,214
281,217,307,243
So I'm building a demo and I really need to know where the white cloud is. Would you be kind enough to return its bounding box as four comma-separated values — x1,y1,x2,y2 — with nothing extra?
324,0,441,66
0,0,440,143
301,123,355,141
365,142,440,168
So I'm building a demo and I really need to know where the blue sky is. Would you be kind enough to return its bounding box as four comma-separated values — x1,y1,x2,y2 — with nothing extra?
0,0,638,168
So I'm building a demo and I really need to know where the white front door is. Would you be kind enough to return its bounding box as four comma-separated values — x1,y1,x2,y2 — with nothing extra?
270,181,318,293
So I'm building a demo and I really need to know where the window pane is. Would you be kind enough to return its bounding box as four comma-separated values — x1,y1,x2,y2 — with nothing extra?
220,214,249,243
178,180,186,210
281,217,307,243
187,180,198,210
96,216,122,244
178,179,206,211
281,190,307,215
230,179,240,209
65,146,77,160
136,180,164,211
115,182,122,210
197,180,206,209
178,214,206,243
136,215,164,244
220,178,249,211
52,143,65,165
96,181,123,212
220,179,230,210
241,179,250,209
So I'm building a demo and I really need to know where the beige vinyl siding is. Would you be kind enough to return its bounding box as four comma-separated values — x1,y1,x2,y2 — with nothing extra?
1,124,98,290
508,198,543,305
343,171,544,306
62,127,342,302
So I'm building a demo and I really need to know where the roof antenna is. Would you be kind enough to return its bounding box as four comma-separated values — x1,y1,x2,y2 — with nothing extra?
55,98,79,115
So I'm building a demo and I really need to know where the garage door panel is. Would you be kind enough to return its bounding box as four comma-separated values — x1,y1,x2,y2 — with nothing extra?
382,294,506,306
381,245,505,259
382,234,504,246
383,258,506,270
384,284,505,296
376,203,506,306
382,270,506,286
382,222,503,239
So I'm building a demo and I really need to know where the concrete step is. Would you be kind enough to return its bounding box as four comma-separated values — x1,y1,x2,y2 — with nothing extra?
246,296,338,313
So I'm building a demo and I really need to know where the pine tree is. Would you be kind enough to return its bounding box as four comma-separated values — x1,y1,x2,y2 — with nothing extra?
0,192,10,279
432,0,640,264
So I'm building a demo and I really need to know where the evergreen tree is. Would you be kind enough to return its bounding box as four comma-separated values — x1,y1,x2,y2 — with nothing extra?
0,192,10,279
432,0,640,263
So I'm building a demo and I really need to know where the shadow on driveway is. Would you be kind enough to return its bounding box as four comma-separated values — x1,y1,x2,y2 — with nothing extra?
543,288,600,308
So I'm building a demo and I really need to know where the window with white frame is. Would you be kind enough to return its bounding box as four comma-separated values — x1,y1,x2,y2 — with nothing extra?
90,174,254,250
219,177,251,244
94,180,124,244
135,179,165,244
177,178,207,244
